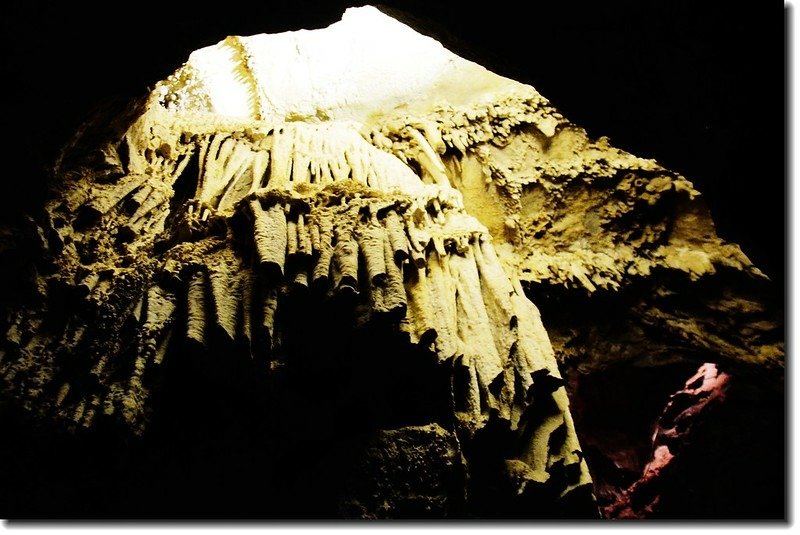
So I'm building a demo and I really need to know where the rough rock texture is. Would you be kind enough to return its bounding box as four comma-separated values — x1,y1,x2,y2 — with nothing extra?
577,360,784,520
604,363,731,518
339,424,465,518
0,6,783,519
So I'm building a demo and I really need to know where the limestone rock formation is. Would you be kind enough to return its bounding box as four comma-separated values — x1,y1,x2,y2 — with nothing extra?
0,5,783,519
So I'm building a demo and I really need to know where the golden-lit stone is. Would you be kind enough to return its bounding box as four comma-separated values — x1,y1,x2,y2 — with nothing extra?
0,5,782,518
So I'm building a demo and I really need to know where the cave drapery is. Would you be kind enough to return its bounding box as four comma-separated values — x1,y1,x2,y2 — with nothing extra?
0,5,784,520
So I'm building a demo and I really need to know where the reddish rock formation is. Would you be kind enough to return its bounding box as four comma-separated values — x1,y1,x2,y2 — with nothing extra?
604,363,731,518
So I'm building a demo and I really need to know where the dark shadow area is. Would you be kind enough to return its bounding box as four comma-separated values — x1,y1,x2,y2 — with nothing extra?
527,268,786,519
0,288,456,518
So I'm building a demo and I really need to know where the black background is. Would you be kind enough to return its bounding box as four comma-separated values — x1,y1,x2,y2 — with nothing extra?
0,0,786,290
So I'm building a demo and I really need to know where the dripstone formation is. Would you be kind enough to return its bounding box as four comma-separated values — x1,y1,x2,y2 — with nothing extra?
0,6,783,519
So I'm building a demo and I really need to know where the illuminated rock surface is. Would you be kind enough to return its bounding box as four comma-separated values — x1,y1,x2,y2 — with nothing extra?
0,6,783,519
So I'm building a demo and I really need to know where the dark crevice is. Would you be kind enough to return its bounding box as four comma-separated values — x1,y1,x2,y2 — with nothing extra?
165,149,200,230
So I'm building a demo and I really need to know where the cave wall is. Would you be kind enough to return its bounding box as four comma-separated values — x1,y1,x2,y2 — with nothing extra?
0,2,785,521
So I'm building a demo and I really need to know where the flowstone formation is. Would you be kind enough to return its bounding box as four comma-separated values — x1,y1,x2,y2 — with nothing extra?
0,6,783,519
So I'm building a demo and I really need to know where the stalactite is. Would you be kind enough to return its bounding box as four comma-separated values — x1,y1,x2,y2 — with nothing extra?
170,150,194,183
461,355,483,427
511,293,562,377
296,213,312,257
208,261,239,342
345,146,368,186
332,237,359,294
152,329,172,366
143,284,177,333
409,244,426,269
198,135,235,203
405,265,437,347
2,5,782,520
130,188,166,227
382,235,407,317
312,214,334,287
426,250,459,359
270,128,293,187
186,269,208,346
258,285,279,354
128,185,153,213
291,128,312,184
383,210,409,262
407,127,450,188
217,144,256,210
309,220,321,254
369,280,386,315
239,267,255,348
451,247,504,387
77,272,100,297
294,269,309,289
252,200,288,277
356,224,387,285
286,217,299,256
252,150,270,190
84,173,148,216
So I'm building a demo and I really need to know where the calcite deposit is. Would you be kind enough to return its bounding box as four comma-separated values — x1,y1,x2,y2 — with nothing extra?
0,6,783,519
